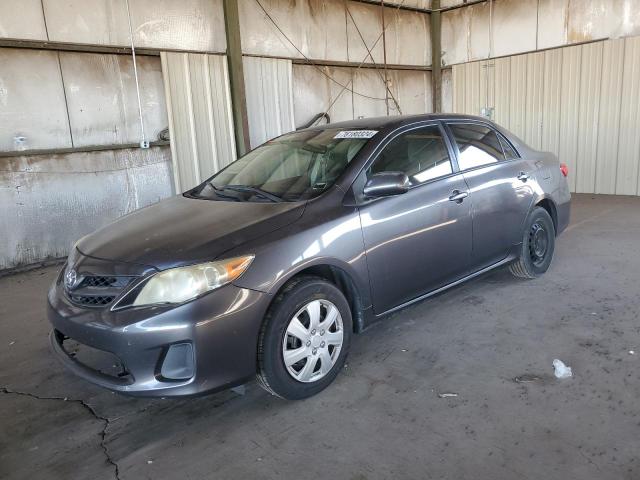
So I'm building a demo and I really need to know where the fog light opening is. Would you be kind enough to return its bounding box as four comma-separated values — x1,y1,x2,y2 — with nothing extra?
160,343,194,380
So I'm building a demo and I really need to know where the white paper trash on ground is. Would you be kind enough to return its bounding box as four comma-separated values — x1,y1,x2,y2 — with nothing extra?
553,359,573,379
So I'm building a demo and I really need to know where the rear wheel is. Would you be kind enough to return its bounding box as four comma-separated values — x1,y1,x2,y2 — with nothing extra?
257,276,352,400
509,206,556,279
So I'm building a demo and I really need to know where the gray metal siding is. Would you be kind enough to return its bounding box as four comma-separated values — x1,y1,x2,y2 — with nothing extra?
161,52,236,191
243,57,295,149
452,36,640,196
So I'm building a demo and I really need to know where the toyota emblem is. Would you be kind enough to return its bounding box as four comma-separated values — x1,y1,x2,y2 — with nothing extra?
65,268,78,290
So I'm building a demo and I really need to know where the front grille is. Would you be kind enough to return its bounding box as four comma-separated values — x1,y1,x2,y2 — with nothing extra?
79,276,116,288
67,274,136,308
71,294,116,306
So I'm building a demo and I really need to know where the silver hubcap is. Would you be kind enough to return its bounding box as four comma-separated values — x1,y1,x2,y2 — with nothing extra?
282,299,344,383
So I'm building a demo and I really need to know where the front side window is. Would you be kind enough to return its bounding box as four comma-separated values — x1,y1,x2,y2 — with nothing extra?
448,123,506,171
369,125,453,185
192,129,370,202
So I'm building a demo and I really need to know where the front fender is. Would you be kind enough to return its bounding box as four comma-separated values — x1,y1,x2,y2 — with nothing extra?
229,209,373,310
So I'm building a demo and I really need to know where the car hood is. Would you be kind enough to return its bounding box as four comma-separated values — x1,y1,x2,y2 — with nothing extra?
77,195,305,270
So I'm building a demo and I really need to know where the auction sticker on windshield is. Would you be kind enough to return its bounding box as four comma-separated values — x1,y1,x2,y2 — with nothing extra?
333,130,378,139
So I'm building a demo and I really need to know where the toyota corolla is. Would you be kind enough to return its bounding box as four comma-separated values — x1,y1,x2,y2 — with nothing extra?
47,114,570,400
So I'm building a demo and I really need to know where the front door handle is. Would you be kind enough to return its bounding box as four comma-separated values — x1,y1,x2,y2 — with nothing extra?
517,171,530,182
449,190,469,203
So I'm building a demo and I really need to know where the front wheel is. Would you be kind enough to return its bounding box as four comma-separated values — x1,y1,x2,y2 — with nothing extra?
257,276,352,400
509,206,556,279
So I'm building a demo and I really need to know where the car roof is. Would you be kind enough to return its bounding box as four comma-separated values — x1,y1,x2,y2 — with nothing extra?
306,113,531,153
311,113,495,131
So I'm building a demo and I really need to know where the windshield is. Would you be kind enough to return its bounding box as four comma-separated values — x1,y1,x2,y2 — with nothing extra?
191,129,372,202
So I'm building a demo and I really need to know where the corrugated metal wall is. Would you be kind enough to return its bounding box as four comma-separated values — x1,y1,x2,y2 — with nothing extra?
452,36,640,196
243,57,295,149
161,52,236,191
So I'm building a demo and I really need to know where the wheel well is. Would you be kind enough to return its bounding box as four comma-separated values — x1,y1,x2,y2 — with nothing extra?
536,198,558,234
278,265,365,333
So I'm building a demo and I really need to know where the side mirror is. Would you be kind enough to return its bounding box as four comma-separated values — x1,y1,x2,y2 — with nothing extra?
363,172,410,198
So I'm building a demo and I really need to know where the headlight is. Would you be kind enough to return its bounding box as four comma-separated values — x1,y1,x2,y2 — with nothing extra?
131,255,254,307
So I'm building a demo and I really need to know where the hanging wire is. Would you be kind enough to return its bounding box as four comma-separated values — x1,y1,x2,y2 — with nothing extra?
125,0,148,148
323,0,409,114
254,0,408,102
345,5,403,113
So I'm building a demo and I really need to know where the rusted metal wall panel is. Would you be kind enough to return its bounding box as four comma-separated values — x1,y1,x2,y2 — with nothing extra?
442,7,470,66
491,0,538,58
161,52,236,191
0,49,72,151
244,57,295,148
595,39,625,194
0,0,47,40
568,0,640,44
59,53,168,147
442,68,453,113
575,42,603,193
346,2,384,65
239,0,350,62
41,0,226,52
616,36,640,196
352,68,390,118
0,146,173,270
292,65,354,128
537,0,569,50
389,70,432,115
469,3,491,61
451,37,640,196
240,0,431,66
442,0,640,66
375,6,431,66
292,64,432,127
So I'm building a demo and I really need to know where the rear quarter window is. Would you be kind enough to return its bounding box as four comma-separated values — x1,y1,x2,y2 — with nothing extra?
498,134,520,160
448,123,506,170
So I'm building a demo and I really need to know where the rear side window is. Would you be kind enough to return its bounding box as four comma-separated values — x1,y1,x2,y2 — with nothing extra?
499,135,520,160
370,125,453,185
448,123,506,170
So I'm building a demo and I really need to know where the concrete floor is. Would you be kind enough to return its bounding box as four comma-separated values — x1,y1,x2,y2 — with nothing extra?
1,194,639,480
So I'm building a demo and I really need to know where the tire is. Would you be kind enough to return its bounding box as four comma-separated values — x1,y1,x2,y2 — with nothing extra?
509,206,556,279
257,276,352,400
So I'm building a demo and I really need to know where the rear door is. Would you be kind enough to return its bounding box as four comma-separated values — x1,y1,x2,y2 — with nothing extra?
356,123,473,314
445,121,534,269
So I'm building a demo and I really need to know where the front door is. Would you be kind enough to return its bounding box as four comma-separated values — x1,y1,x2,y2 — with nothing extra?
356,124,473,314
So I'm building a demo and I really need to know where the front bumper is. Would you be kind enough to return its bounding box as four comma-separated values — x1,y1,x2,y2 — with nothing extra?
47,271,271,397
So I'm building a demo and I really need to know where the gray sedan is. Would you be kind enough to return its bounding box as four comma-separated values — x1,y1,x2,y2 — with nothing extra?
47,114,571,400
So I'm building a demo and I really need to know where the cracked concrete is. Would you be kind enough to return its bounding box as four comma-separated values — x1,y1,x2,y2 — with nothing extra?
1,194,640,479
0,387,120,480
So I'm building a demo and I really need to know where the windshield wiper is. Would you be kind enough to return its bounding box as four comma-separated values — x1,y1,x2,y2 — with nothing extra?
222,185,283,203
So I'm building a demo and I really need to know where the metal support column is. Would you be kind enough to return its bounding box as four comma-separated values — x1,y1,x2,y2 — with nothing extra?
223,0,250,156
430,0,442,112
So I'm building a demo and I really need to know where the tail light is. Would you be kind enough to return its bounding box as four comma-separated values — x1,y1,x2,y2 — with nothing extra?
560,163,569,177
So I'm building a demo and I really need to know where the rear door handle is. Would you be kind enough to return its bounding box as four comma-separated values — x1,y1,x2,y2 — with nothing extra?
448,190,468,203
517,171,530,182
